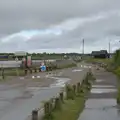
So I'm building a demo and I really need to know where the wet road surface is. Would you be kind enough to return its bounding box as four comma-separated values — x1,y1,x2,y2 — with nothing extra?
0,87,61,120
0,63,90,120
78,68,120,120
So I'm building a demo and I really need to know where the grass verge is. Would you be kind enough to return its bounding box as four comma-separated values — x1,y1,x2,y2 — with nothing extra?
51,97,85,120
43,72,95,120
86,58,112,64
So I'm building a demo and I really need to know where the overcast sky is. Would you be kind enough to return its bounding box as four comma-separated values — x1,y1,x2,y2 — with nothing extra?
0,0,120,53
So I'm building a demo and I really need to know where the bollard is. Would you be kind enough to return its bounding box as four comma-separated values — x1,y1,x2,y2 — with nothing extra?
1,68,5,79
77,82,81,93
73,85,76,94
46,66,49,71
39,68,41,72
32,110,38,120
34,68,37,73
54,97,61,110
24,69,27,75
30,69,32,74
59,92,64,103
49,99,53,112
66,84,74,100
44,102,50,115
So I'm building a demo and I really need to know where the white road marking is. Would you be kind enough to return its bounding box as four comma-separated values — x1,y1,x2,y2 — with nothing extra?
92,85,115,88
91,88,116,93
72,69,83,72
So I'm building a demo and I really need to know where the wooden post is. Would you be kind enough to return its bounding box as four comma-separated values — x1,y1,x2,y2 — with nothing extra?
77,82,80,93
44,102,50,115
2,68,4,79
73,85,76,94
54,97,61,110
39,68,41,72
30,69,32,74
24,69,27,75
32,110,38,120
59,92,64,103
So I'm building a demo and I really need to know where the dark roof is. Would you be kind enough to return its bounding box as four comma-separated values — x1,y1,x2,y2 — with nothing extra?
91,50,108,55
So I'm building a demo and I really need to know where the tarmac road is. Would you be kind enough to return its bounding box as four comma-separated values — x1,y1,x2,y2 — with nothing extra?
0,63,90,120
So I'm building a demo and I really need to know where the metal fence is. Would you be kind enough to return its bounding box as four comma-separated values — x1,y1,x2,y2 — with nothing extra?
0,60,75,68
0,60,56,68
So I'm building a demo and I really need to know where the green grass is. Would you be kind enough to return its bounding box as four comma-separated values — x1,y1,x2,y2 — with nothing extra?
51,97,85,120
117,82,120,104
0,68,25,76
43,72,94,120
48,86,89,120
86,58,112,64
58,63,77,69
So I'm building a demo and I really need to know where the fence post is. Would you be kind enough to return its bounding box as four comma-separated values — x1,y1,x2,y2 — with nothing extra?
32,110,38,120
59,92,64,103
73,85,76,95
24,69,27,75
77,82,80,93
34,68,37,73
1,68,5,79
44,102,50,116
39,68,41,72
54,97,61,110
30,69,32,74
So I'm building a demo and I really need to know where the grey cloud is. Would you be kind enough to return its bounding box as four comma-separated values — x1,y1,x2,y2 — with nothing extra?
0,0,120,33
0,0,120,52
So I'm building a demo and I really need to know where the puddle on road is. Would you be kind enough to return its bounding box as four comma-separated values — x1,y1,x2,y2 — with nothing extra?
25,77,70,93
80,65,92,68
72,69,83,72
96,79,104,82
78,99,120,120
24,76,70,96
91,88,117,94
49,77,71,88
45,72,63,78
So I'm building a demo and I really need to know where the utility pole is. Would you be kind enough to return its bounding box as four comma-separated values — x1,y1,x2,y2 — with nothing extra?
82,39,84,55
109,41,110,54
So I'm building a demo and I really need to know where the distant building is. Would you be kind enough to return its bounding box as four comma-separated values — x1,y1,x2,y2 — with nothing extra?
14,51,27,60
91,50,109,58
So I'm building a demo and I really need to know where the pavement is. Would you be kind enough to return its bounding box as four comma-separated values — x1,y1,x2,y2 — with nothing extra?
78,67,120,120
0,63,90,120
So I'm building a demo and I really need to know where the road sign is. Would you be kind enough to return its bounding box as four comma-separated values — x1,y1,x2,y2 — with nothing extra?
40,65,46,71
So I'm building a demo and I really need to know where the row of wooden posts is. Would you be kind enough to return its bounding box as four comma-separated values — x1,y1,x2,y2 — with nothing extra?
24,66,57,75
0,65,57,79
31,71,95,120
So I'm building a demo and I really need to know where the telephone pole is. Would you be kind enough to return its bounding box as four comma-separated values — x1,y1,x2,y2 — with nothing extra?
82,39,84,55
109,41,110,54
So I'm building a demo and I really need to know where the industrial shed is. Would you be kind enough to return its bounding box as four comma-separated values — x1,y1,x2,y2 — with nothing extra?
91,50,109,58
